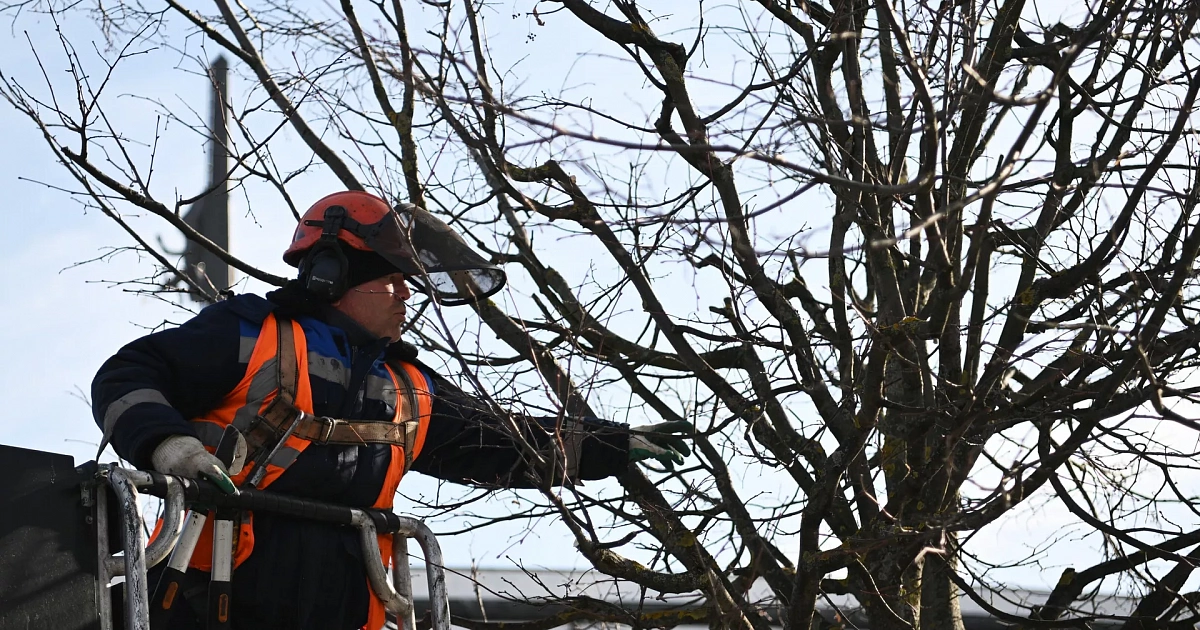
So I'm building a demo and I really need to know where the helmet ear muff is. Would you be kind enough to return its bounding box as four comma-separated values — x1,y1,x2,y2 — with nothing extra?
299,204,352,301
301,241,349,301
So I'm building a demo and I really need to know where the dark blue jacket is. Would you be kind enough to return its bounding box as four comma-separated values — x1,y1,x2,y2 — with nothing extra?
92,285,629,629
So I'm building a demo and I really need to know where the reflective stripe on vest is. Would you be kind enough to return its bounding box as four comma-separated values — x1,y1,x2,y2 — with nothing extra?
165,312,432,630
192,314,314,492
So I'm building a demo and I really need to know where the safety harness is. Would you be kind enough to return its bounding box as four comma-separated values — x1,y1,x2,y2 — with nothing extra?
238,312,424,485
156,312,431,630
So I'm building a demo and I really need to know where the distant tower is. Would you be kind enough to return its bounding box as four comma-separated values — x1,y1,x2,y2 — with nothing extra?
179,56,231,301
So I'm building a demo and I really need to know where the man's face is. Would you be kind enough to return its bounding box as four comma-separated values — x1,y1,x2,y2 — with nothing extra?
331,272,412,340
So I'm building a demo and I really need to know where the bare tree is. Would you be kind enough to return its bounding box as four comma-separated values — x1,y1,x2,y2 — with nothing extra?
6,0,1200,629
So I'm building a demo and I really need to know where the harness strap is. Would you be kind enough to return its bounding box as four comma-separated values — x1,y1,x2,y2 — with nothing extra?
241,316,303,462
390,362,422,472
288,415,416,447
275,316,299,406
240,315,421,458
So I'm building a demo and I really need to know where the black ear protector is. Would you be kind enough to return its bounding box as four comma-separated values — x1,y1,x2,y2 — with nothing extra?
300,205,350,301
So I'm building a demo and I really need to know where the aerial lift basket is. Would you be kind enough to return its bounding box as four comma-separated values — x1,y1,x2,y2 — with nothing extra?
0,445,449,630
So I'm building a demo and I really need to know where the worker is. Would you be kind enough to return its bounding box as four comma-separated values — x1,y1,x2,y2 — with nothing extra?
91,191,691,630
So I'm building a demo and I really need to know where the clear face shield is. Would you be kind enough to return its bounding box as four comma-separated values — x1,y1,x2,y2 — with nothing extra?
359,204,506,307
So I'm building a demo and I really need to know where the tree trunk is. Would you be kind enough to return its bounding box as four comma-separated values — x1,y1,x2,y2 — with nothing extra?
920,538,967,630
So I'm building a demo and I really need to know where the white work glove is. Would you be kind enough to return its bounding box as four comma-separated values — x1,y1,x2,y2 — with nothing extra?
151,435,238,494
628,421,693,470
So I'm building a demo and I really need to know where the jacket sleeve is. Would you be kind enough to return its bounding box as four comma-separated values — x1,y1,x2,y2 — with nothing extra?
91,299,260,469
410,370,630,487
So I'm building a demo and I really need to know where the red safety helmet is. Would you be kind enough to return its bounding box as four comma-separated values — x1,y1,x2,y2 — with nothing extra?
284,191,506,306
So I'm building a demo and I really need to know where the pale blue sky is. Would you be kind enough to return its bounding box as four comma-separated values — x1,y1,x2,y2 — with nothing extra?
0,0,1138,591
0,1,663,572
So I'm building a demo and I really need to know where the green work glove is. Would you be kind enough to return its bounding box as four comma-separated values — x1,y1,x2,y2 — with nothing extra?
628,421,693,470
151,435,239,495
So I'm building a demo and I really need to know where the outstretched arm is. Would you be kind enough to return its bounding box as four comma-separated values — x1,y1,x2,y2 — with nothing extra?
410,369,632,487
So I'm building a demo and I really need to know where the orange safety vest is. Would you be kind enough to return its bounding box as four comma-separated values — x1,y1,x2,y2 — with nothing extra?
168,313,432,630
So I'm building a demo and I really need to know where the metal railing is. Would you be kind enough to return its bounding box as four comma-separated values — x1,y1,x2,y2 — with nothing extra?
91,464,449,630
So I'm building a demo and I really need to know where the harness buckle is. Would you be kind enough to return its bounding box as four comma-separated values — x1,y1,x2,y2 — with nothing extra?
313,415,339,443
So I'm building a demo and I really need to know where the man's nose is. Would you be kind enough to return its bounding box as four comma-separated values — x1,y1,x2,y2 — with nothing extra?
396,281,412,300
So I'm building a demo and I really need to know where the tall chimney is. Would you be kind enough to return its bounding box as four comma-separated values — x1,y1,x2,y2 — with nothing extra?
181,56,231,300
